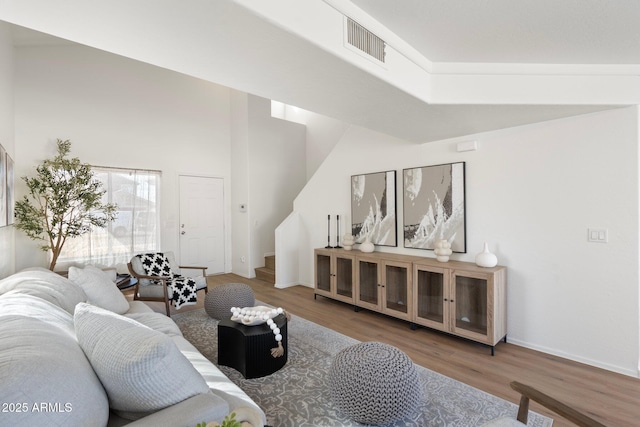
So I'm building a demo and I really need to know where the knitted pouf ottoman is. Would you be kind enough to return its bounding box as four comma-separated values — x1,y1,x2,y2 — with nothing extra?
204,283,255,319
328,341,422,425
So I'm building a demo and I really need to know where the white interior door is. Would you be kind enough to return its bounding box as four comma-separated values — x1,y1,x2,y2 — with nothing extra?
179,175,225,274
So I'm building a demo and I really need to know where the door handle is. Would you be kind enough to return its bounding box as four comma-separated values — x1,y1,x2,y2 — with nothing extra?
181,231,186,235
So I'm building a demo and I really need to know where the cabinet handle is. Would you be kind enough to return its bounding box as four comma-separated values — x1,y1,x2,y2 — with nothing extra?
444,298,448,302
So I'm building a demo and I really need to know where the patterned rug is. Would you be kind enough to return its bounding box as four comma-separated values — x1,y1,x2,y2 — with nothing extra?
173,308,553,427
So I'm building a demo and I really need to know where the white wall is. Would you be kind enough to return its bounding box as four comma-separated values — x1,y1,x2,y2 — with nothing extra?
0,22,15,278
13,44,233,271
270,102,350,180
295,107,639,376
230,93,306,278
247,96,306,271
304,113,350,181
230,91,251,277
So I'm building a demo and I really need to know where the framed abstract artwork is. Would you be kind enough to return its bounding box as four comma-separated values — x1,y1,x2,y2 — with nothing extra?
403,162,466,252
6,150,13,225
351,170,397,247
0,144,6,228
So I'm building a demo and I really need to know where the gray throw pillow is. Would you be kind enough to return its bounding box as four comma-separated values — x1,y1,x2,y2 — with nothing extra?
74,302,209,418
68,265,130,314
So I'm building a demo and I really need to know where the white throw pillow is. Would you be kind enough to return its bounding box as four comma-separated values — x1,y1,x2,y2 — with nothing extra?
74,302,210,418
68,265,130,314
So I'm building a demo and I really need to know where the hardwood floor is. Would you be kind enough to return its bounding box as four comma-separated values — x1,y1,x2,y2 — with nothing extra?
137,273,640,427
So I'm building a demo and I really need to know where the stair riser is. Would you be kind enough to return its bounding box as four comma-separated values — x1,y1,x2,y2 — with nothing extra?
265,255,276,271
255,268,275,284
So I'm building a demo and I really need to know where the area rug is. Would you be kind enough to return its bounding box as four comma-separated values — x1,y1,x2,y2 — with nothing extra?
173,308,552,427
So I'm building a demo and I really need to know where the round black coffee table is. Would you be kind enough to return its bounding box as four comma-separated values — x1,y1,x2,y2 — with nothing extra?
217,313,288,379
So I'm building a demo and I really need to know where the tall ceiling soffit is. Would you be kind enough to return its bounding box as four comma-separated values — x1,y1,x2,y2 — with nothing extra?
2,0,639,142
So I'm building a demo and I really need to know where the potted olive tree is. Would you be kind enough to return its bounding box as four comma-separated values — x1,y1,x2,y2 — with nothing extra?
14,139,118,271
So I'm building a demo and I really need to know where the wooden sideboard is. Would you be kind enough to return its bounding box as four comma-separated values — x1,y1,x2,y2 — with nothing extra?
314,248,507,354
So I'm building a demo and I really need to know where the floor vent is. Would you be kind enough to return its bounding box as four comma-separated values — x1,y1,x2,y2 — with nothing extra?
346,17,386,63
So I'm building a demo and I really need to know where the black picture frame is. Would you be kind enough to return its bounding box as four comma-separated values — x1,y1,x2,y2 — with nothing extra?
403,162,466,252
6,150,13,225
350,170,397,247
0,144,6,228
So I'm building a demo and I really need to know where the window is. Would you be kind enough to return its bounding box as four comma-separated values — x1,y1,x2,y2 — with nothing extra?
57,167,161,268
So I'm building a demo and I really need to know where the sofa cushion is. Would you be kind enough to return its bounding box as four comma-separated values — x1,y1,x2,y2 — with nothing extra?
125,312,183,337
126,300,155,314
106,392,230,427
68,265,130,314
74,302,210,418
0,269,87,314
172,335,268,426
0,293,109,426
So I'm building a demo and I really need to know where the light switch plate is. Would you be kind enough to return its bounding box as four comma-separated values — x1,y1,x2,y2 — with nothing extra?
587,228,608,243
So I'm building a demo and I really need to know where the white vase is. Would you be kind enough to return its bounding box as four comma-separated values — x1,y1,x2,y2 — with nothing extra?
343,234,355,251
475,242,498,268
359,236,375,253
434,239,452,262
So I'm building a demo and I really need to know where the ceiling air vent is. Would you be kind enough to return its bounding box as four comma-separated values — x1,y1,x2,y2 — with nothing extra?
346,17,386,64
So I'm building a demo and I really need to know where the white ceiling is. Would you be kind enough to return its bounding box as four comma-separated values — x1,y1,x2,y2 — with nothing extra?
350,0,640,64
5,0,639,143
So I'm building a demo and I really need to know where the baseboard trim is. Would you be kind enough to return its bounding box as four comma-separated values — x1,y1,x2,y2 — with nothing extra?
507,337,639,378
275,282,314,290
274,281,296,289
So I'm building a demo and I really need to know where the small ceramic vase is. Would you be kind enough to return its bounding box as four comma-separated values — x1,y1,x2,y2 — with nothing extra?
434,239,452,262
359,236,375,253
342,234,355,251
475,242,498,268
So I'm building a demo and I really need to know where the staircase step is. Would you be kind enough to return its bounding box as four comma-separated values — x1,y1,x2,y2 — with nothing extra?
255,267,275,284
265,255,276,271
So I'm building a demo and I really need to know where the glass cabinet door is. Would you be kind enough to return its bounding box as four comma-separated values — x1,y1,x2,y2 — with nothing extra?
315,253,331,293
335,256,354,299
415,268,446,327
384,264,409,315
358,260,379,305
454,275,488,336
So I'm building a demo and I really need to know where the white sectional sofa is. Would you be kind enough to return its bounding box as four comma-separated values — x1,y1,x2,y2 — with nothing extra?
0,267,266,427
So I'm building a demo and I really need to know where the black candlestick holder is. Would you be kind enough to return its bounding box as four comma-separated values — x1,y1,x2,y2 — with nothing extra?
325,214,333,248
335,214,342,248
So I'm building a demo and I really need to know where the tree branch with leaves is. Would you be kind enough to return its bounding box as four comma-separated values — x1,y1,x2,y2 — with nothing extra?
14,139,117,270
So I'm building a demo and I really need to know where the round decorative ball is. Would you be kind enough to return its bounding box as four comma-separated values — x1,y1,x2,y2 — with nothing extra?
328,342,422,425
204,283,255,319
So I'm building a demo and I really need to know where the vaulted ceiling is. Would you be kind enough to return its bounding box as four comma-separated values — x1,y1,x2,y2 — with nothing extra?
3,0,639,142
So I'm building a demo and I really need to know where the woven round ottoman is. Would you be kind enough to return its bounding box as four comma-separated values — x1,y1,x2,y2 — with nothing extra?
328,341,422,425
204,283,255,319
